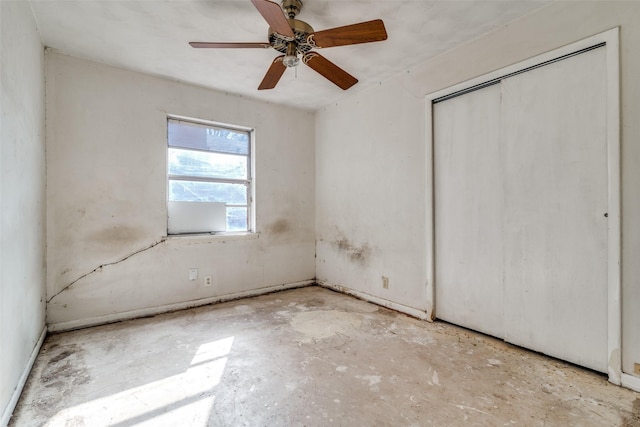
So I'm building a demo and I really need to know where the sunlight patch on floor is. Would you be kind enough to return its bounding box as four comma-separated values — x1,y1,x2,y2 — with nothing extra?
44,337,234,427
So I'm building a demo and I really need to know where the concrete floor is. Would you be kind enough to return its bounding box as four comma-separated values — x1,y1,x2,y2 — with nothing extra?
10,286,640,426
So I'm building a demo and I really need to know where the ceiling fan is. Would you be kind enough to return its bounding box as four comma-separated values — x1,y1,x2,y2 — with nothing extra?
190,0,388,90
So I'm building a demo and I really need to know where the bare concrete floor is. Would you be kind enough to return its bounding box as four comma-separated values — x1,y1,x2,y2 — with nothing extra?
10,286,640,426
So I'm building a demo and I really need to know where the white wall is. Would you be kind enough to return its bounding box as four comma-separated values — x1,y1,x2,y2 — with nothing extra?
45,53,315,328
315,1,640,379
0,1,46,424
315,81,428,314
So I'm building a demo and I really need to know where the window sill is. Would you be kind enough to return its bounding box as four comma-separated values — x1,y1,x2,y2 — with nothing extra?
163,231,259,243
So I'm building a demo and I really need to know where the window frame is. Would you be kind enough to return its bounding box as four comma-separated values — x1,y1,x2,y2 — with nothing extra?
166,115,254,235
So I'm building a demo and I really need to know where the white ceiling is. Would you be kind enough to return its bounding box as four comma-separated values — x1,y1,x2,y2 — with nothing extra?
29,0,547,111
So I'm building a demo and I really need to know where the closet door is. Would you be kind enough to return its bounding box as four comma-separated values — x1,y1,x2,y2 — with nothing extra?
434,84,504,339
501,47,608,372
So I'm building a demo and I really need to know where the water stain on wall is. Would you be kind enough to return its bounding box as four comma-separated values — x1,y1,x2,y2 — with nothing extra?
332,236,372,264
267,219,290,235
89,225,145,245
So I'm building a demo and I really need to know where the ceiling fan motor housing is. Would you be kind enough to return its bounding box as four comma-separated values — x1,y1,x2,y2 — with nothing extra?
268,18,314,61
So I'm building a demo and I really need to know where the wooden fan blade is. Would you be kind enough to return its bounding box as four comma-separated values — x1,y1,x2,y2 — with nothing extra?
251,0,295,39
189,42,271,49
310,19,387,48
258,56,287,90
303,52,358,90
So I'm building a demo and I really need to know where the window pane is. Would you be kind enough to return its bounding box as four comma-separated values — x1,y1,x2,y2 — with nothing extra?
168,119,249,155
227,207,248,232
168,148,247,180
169,180,248,204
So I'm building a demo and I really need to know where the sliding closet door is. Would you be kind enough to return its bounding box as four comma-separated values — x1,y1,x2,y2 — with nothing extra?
434,84,504,338
434,45,609,372
501,47,608,372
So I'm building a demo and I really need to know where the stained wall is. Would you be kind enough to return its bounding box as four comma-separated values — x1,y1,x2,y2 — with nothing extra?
315,1,640,381
45,53,316,329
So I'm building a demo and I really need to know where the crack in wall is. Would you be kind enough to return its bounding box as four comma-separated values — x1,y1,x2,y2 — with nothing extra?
47,239,165,303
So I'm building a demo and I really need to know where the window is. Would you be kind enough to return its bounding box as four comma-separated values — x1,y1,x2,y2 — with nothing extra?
167,117,252,234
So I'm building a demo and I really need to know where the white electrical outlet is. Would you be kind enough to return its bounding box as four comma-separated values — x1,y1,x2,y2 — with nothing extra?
204,275,213,287
382,276,389,289
189,268,198,281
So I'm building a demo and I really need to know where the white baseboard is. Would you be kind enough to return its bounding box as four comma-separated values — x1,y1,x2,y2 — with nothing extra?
1,326,47,427
318,280,429,321
47,280,315,333
621,373,640,393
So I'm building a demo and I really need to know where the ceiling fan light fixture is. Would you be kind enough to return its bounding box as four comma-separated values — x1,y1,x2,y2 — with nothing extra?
283,55,300,67
283,41,299,67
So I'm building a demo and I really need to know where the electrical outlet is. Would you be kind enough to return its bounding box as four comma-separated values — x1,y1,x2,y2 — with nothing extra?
189,268,198,281
204,275,213,287
634,363,640,375
382,276,389,289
